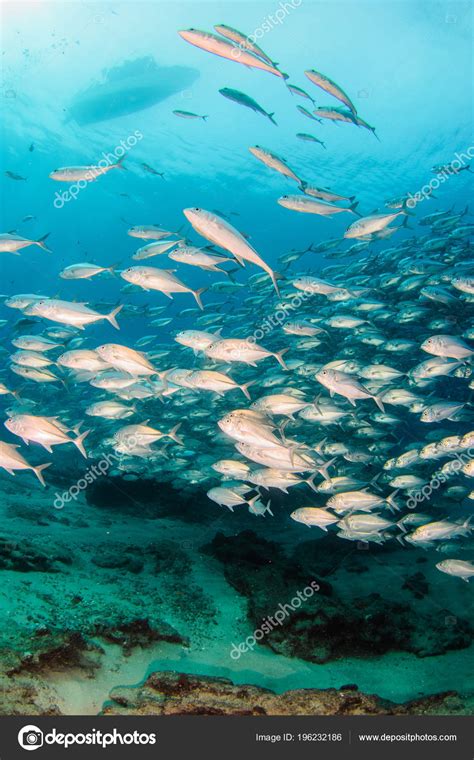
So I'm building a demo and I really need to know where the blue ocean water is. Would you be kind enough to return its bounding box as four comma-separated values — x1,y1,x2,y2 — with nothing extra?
0,0,473,715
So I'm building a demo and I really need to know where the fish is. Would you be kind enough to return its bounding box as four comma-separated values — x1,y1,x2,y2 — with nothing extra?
95,343,159,376
316,368,385,410
344,211,409,239
300,185,356,204
25,299,123,330
213,24,277,67
49,156,125,182
173,110,208,120
313,106,357,124
5,171,27,181
0,232,51,253
207,485,260,512
132,240,181,260
205,338,288,369
304,69,357,115
0,441,51,486
4,414,89,458
183,207,281,295
219,88,276,125
290,507,339,530
188,370,253,399
296,133,326,148
168,246,232,273
86,401,135,419
141,162,165,177
59,263,116,279
249,145,305,185
436,559,474,582
287,84,316,104
178,29,287,79
296,105,323,122
278,195,359,217
128,225,180,240
120,266,206,310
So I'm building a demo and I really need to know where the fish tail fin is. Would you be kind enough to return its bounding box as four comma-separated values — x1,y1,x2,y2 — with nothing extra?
169,423,184,445
265,500,274,517
106,261,121,277
74,429,90,459
239,381,254,400
299,180,307,191
281,72,289,80
114,155,127,170
396,534,406,546
317,456,337,480
321,141,327,149
157,370,169,390
396,519,407,533
350,200,362,217
386,489,400,512
373,394,385,412
462,516,473,532
268,112,278,126
33,462,52,487
36,232,51,252
106,304,123,329
274,346,290,370
370,472,383,491
462,204,470,216
401,216,415,230
269,270,281,296
202,115,209,121
226,267,240,283
372,128,381,141
313,436,328,457
305,473,319,492
193,287,207,310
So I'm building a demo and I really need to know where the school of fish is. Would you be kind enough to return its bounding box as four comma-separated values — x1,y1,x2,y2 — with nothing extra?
1,21,473,585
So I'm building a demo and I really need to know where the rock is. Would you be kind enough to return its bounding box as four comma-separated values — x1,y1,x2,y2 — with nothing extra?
203,531,472,663
94,618,187,653
102,671,474,716
91,547,144,574
0,536,72,573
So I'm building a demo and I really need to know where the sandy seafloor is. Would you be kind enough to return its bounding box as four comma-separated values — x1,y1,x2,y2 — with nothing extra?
0,468,473,716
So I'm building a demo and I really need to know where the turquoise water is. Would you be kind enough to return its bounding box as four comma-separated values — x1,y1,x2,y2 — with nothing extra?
0,0,473,714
